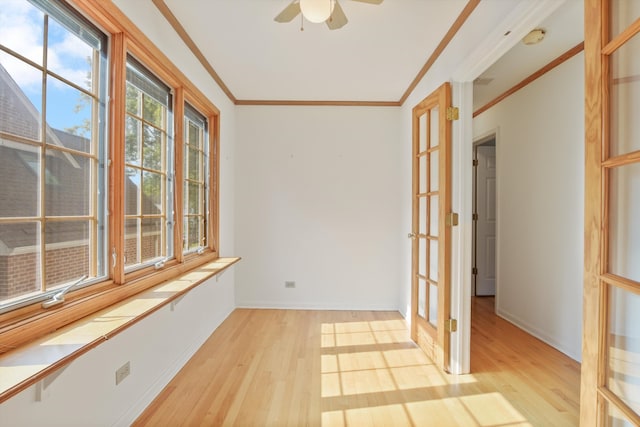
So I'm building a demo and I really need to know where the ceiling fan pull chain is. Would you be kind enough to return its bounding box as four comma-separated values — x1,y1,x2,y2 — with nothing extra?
300,13,304,31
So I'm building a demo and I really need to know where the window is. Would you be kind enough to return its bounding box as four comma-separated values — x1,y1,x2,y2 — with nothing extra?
0,0,221,354
0,0,107,309
124,57,174,270
183,104,208,254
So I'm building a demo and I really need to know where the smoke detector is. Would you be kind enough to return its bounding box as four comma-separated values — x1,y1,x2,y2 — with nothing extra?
522,28,546,45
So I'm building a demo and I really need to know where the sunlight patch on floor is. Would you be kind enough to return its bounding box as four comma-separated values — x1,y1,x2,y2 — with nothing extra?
323,403,412,427
320,319,530,427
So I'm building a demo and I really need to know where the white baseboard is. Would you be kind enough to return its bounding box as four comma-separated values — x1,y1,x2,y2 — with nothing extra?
235,300,400,312
496,307,581,362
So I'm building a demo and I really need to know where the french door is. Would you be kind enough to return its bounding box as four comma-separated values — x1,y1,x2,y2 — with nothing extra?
582,1,640,425
410,82,453,372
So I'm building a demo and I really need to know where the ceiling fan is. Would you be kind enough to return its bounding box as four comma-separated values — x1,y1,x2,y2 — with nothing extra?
274,0,384,30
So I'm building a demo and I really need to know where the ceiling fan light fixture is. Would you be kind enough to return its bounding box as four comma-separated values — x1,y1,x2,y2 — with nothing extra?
300,0,335,23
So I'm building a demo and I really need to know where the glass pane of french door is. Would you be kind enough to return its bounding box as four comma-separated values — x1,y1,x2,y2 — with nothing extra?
415,111,439,327
607,286,640,415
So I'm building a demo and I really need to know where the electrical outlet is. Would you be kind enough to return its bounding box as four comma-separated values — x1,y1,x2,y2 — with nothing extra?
285,281,296,288
115,361,130,385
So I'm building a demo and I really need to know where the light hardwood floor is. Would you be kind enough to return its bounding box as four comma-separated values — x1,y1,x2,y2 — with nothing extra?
134,297,580,426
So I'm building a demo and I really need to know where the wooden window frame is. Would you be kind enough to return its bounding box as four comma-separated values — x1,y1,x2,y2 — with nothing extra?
123,55,175,271
0,0,221,354
0,0,109,314
181,101,210,256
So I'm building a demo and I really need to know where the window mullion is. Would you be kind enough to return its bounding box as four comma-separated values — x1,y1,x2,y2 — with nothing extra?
39,14,49,293
110,33,127,285
174,89,185,263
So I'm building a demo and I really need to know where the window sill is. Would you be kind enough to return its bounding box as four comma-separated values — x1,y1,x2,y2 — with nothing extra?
0,257,240,404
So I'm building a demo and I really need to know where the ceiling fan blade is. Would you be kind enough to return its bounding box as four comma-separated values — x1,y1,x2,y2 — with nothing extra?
326,1,348,30
350,0,383,4
274,1,301,23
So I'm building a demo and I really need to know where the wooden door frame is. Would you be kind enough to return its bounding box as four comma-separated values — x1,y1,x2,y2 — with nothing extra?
410,82,453,372
581,0,604,423
582,0,640,425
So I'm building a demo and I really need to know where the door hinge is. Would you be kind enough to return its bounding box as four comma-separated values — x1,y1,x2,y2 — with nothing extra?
446,106,459,121
473,159,479,166
446,212,459,227
445,318,458,333
472,213,478,221
472,267,478,275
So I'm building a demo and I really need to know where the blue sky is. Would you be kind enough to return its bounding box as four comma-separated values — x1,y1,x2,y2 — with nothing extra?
0,0,95,136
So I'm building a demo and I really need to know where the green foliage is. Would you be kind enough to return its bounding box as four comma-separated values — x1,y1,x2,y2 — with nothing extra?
125,83,165,214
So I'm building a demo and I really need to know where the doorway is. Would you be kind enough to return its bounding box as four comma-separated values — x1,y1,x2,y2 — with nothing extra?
472,136,496,298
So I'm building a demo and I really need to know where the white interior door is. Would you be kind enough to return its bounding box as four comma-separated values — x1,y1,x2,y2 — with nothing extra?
475,145,496,296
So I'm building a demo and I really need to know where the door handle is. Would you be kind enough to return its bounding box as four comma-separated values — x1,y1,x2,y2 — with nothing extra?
408,232,417,240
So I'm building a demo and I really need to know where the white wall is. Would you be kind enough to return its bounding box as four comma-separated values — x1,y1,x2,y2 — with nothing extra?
0,277,236,427
234,106,403,310
0,1,238,425
473,53,584,361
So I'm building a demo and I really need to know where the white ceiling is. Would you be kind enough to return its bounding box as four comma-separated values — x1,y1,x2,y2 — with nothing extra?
156,0,584,104
473,0,584,111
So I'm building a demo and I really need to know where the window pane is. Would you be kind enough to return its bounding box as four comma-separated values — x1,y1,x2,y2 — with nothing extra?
0,143,40,218
609,164,640,282
0,0,106,311
47,16,93,90
0,222,41,302
45,77,93,152
126,82,141,116
125,116,141,165
0,51,43,142
188,122,199,148
141,218,162,262
142,124,162,171
186,216,201,251
45,220,89,288
124,167,140,216
124,218,139,267
187,182,200,215
608,285,640,416
0,1,44,66
143,95,164,128
188,146,200,181
183,105,206,256
45,150,91,216
126,57,171,268
610,32,640,157
142,171,162,215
